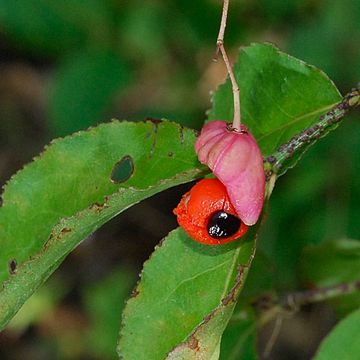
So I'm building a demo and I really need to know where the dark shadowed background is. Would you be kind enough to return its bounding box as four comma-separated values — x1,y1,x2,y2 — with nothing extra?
0,0,359,359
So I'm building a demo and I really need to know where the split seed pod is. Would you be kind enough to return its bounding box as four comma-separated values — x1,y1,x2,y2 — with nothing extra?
174,178,248,245
195,120,265,226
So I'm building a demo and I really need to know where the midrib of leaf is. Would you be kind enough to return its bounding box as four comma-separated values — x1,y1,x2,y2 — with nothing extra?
165,235,258,360
164,260,233,303
257,101,339,142
0,170,202,331
259,87,294,120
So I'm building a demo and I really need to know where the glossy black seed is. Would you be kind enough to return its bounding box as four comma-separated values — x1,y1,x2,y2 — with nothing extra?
207,211,241,239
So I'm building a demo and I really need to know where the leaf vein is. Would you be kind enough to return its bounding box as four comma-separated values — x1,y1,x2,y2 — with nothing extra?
258,102,339,142
163,260,232,303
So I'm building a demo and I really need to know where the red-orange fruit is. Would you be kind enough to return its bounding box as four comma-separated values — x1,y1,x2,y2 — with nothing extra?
173,178,248,245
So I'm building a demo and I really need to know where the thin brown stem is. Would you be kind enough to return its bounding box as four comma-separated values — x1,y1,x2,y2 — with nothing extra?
263,316,283,358
217,0,228,47
280,279,360,309
255,278,360,329
216,0,241,130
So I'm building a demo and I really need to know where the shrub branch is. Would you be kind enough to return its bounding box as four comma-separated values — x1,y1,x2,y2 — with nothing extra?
254,278,360,324
280,279,360,310
264,87,360,178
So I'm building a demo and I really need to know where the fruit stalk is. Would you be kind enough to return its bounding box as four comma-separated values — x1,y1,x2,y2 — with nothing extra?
216,0,242,130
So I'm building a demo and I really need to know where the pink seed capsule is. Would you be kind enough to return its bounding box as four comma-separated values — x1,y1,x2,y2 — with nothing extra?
195,120,265,226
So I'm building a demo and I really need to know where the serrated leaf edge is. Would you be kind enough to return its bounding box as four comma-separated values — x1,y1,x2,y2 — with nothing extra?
0,168,203,331
165,239,257,359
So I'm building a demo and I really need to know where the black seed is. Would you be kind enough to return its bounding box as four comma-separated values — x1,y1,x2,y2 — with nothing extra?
207,211,241,239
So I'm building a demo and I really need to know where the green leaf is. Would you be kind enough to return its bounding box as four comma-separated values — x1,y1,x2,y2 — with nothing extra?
119,226,258,360
0,120,203,330
300,239,360,315
288,0,360,88
0,0,112,56
208,43,342,160
47,50,130,136
313,308,360,360
84,268,136,360
219,309,258,360
239,250,275,302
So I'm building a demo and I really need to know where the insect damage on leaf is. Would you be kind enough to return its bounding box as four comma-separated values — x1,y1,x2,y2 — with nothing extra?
111,155,135,184
8,259,17,275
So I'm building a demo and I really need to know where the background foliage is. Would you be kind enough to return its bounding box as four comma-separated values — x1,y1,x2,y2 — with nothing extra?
0,0,359,359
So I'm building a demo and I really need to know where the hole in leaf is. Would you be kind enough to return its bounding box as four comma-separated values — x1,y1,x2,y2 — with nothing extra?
111,155,134,184
8,258,17,274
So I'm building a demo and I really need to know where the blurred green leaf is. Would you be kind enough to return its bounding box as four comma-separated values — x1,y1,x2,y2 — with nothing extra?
300,239,360,315
0,120,203,330
313,308,360,360
301,239,360,285
172,0,219,45
119,227,257,360
259,0,301,22
120,3,166,57
287,0,360,89
0,0,112,56
240,250,275,302
219,309,257,360
48,50,130,136
84,268,135,360
258,115,360,289
7,277,66,332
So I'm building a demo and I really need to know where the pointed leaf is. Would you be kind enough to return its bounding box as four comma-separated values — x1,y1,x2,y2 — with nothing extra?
208,43,342,168
166,268,256,360
300,239,360,315
119,225,259,360
0,120,202,329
